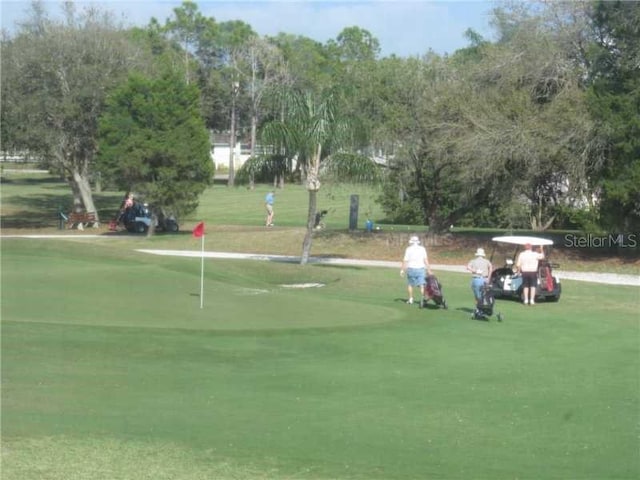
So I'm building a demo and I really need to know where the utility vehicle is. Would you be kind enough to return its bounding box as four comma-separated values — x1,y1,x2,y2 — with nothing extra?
489,235,561,302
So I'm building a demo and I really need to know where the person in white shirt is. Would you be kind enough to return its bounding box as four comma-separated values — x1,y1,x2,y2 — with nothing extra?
516,243,545,305
400,235,431,305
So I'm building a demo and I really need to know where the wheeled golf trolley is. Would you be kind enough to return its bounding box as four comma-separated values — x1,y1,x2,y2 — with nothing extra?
421,274,448,310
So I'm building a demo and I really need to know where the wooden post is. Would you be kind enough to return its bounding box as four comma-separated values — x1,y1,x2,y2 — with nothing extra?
349,194,359,230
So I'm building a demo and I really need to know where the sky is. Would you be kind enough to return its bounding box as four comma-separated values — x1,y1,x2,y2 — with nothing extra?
0,0,498,57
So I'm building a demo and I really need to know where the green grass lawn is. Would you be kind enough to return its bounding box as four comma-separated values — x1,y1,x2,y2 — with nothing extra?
2,171,638,274
2,238,639,479
193,181,386,229
0,171,385,231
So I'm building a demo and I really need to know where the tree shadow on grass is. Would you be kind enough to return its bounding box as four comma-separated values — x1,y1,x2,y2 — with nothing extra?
1,176,62,187
2,189,123,230
1,210,58,229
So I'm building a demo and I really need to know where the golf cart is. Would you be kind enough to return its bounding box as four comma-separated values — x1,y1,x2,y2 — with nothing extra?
489,235,562,302
122,201,179,234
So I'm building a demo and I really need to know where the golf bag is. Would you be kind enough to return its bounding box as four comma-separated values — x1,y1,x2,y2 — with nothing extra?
314,209,328,229
422,274,448,309
473,284,502,321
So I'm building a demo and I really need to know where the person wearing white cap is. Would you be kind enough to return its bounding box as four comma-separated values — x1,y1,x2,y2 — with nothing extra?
466,247,492,303
400,235,431,305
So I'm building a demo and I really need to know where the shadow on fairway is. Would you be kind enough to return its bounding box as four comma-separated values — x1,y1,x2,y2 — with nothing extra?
421,303,447,310
455,306,502,322
456,307,475,314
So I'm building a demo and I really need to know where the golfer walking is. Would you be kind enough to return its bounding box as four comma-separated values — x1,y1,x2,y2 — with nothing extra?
400,235,431,305
466,247,492,303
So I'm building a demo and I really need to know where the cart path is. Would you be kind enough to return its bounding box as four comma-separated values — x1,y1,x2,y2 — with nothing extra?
136,249,640,287
2,234,637,286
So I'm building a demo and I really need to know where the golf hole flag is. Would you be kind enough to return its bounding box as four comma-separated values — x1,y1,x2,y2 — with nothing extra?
193,221,205,308
192,221,205,238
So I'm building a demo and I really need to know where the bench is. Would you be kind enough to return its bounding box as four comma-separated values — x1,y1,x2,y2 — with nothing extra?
65,211,99,230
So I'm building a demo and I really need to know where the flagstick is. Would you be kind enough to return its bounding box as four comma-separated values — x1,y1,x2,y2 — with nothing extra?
199,234,205,309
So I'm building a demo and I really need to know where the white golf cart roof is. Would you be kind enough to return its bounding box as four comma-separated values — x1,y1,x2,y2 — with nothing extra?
492,235,554,246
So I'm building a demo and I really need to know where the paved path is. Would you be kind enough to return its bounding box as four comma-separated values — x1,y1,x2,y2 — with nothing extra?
137,249,640,287
2,234,637,286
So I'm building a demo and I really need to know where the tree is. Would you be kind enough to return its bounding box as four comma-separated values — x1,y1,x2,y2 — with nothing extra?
269,33,333,94
1,1,142,219
377,55,485,232
96,72,213,221
160,3,258,187
377,3,601,233
216,20,256,187
479,1,603,230
326,26,380,63
586,0,640,232
242,36,288,160
328,27,383,153
261,89,351,264
225,35,289,189
163,0,212,85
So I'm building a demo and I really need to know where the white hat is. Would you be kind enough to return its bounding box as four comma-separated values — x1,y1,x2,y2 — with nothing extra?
409,235,420,244
475,248,486,257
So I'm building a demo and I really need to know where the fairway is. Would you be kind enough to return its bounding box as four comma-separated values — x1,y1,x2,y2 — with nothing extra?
2,238,639,479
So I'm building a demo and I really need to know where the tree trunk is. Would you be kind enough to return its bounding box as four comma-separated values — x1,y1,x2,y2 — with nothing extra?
72,168,99,223
540,214,555,231
247,107,258,191
250,111,257,158
68,179,84,213
301,146,322,265
300,188,318,265
228,95,237,187
147,212,157,237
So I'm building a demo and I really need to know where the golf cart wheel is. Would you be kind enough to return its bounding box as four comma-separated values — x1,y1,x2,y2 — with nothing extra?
166,221,179,233
134,221,147,234
547,293,561,302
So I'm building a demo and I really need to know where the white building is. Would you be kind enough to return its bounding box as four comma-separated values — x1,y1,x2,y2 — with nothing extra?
210,133,251,170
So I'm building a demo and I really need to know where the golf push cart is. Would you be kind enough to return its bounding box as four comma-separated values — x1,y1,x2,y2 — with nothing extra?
489,235,562,303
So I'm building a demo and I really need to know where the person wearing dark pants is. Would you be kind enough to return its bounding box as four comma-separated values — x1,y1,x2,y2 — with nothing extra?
516,243,545,305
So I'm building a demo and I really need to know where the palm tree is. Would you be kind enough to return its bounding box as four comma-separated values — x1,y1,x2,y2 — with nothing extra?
261,89,351,264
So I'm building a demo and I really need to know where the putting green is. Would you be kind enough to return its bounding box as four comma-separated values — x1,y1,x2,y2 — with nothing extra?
2,239,404,331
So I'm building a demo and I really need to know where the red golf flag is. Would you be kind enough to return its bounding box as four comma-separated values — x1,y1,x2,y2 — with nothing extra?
192,221,205,238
